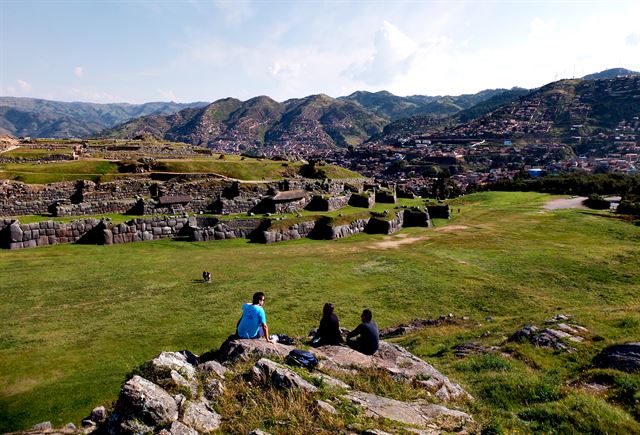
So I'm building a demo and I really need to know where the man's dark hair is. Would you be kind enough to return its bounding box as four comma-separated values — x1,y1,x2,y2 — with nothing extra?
252,292,265,304
362,308,372,322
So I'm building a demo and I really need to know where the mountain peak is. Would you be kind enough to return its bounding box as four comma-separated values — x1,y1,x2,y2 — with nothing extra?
582,68,640,80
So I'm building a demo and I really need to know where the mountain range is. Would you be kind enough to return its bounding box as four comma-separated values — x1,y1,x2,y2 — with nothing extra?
0,98,208,138
370,69,640,148
1,68,638,154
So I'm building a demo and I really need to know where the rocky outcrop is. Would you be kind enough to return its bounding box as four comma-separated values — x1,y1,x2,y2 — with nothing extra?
30,336,475,434
215,338,296,363
101,351,225,434
249,358,318,392
594,342,640,373
311,342,472,402
109,375,179,429
508,315,589,352
346,391,473,431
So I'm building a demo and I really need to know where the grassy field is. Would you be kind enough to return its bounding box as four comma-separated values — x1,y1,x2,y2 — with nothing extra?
0,191,639,432
0,156,360,184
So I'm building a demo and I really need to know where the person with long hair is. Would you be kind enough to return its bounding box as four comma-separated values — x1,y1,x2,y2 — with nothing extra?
312,302,344,347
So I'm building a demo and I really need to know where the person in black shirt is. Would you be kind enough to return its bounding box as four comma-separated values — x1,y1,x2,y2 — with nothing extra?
346,309,379,355
312,303,344,347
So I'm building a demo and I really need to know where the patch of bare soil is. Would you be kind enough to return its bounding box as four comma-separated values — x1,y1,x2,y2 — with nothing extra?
433,224,469,233
367,235,429,250
543,197,588,210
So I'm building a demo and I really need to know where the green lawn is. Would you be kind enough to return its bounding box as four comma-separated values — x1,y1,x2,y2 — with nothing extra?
0,191,639,432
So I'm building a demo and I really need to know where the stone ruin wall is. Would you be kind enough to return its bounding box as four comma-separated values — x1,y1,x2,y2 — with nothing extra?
1,218,103,249
0,207,430,250
0,178,360,219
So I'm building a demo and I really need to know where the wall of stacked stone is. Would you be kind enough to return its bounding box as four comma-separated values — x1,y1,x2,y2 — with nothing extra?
105,217,193,245
55,200,137,217
191,218,262,241
0,154,73,163
330,218,370,239
0,180,76,216
274,197,308,214
3,218,101,249
258,220,317,244
217,197,262,215
328,195,350,211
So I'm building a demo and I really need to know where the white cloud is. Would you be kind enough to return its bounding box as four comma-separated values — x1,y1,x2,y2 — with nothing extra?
17,79,32,91
74,66,84,78
157,88,178,101
627,33,640,46
348,21,419,85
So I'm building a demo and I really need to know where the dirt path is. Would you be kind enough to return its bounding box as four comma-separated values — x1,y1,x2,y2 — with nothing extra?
367,233,430,250
543,197,588,210
433,224,470,233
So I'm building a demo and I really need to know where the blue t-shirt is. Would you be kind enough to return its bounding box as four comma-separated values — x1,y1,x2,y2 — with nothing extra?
237,303,267,339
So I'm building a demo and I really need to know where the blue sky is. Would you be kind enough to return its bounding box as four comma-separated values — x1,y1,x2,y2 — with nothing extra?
1,0,639,103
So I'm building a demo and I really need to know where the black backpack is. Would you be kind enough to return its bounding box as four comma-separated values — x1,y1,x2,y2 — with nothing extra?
286,349,318,370
277,334,295,345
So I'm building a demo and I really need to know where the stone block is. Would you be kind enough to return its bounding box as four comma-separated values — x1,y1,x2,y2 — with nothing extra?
103,230,113,245
25,239,37,248
9,223,23,243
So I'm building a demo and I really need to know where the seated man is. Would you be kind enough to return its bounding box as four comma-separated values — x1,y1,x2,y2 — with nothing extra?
346,309,379,355
236,291,273,343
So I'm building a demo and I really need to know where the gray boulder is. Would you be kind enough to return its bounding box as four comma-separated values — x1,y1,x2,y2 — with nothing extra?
150,351,197,380
197,360,228,379
249,358,318,392
171,421,199,435
180,400,222,433
311,342,472,401
314,399,338,414
594,342,640,373
508,325,574,351
31,422,52,431
216,338,295,363
203,377,225,400
89,405,106,423
115,375,179,427
346,390,473,431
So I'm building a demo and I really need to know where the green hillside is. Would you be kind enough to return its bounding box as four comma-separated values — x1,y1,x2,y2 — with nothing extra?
0,192,638,432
